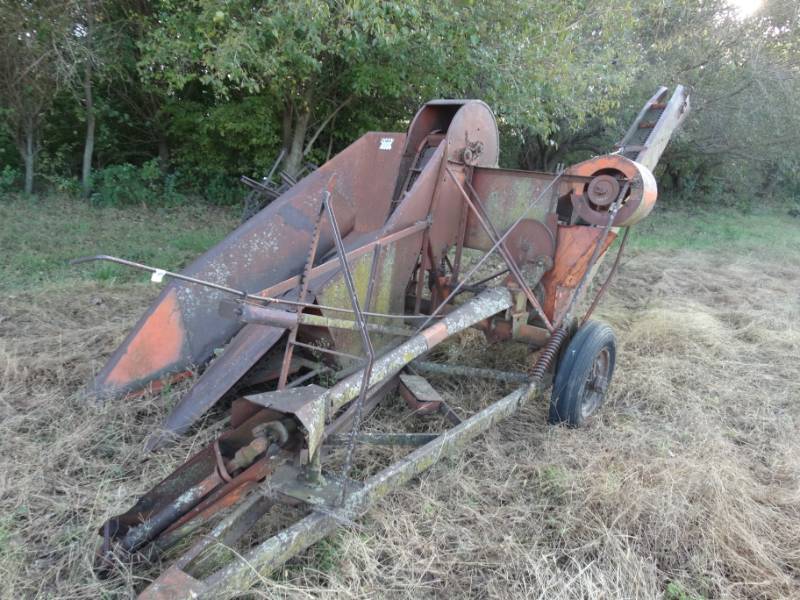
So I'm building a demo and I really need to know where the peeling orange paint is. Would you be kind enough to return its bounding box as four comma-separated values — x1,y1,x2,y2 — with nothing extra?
540,225,617,323
106,288,186,386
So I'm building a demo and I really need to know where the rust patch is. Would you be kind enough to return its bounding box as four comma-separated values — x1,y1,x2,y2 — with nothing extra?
421,321,449,347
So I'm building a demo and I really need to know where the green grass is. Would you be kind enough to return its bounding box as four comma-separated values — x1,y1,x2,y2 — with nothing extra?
0,194,238,291
629,204,799,256
664,581,707,600
1,194,796,293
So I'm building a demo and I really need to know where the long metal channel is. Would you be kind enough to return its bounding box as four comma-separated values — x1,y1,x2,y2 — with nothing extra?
199,378,543,597
326,286,513,416
71,219,429,322
228,302,417,336
411,360,529,384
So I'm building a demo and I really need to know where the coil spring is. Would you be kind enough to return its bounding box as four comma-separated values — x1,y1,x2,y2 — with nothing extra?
530,326,568,383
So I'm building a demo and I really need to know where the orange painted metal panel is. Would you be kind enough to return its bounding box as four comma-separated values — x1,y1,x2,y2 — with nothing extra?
540,225,617,324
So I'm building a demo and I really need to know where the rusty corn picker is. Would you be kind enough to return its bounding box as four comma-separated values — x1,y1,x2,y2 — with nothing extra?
73,86,689,598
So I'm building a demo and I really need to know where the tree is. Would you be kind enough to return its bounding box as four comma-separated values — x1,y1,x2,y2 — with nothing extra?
0,1,70,194
138,0,640,178
629,0,800,201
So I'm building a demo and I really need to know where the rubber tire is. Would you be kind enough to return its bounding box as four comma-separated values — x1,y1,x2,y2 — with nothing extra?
549,320,616,426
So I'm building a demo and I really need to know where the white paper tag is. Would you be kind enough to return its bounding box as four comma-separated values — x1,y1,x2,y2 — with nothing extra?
151,269,166,283
379,137,394,150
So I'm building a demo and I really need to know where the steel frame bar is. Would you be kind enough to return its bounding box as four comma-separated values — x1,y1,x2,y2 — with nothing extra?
410,169,565,335
324,433,441,447
447,167,552,329
326,286,513,416
410,360,529,384
197,376,547,597
580,226,631,326
288,340,365,363
322,191,379,498
71,220,430,322
231,301,417,337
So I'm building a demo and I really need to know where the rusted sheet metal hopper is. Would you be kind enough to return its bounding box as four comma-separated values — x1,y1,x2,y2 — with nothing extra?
75,87,690,599
92,132,405,399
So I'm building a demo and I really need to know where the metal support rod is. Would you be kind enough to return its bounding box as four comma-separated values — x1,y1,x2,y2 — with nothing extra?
581,226,631,326
411,169,565,335
410,360,529,384
326,287,513,416
449,167,552,330
325,432,440,447
289,340,365,363
286,366,329,389
226,301,416,337
561,182,630,326
322,193,379,503
71,220,432,322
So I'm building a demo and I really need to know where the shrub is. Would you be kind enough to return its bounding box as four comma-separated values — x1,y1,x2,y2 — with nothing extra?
0,165,20,196
91,159,185,207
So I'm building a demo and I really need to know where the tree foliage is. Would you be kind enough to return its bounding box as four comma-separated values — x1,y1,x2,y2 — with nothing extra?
0,0,797,207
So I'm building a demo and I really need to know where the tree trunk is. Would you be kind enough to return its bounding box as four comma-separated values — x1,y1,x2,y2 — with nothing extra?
23,122,35,195
284,107,311,178
158,131,169,174
81,63,95,198
281,103,293,155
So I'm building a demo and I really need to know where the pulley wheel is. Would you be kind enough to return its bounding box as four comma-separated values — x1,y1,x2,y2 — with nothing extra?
567,154,657,226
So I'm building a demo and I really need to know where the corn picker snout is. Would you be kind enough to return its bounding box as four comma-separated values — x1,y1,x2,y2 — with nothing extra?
75,86,689,598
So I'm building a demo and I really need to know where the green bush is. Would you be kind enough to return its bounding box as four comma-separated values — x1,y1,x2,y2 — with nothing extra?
0,165,20,196
47,175,82,197
91,159,185,207
174,170,246,206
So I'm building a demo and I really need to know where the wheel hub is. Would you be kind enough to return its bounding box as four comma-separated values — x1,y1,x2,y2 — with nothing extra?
580,348,610,418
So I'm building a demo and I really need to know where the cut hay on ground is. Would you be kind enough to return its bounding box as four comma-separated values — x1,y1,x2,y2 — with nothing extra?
1,243,799,599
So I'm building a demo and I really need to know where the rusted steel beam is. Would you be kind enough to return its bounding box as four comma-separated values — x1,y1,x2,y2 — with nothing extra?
410,360,529,384
199,378,545,597
326,286,513,416
221,301,416,337
325,432,440,447
254,220,429,302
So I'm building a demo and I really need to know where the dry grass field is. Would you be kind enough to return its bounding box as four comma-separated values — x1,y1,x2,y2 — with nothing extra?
1,197,799,599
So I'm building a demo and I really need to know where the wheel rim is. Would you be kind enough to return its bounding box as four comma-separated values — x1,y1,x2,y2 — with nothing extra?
580,347,610,419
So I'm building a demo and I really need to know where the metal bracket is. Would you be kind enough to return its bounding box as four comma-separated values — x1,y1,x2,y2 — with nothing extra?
265,463,363,509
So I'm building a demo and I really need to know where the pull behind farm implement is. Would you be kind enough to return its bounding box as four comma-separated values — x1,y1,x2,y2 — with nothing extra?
73,86,689,598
